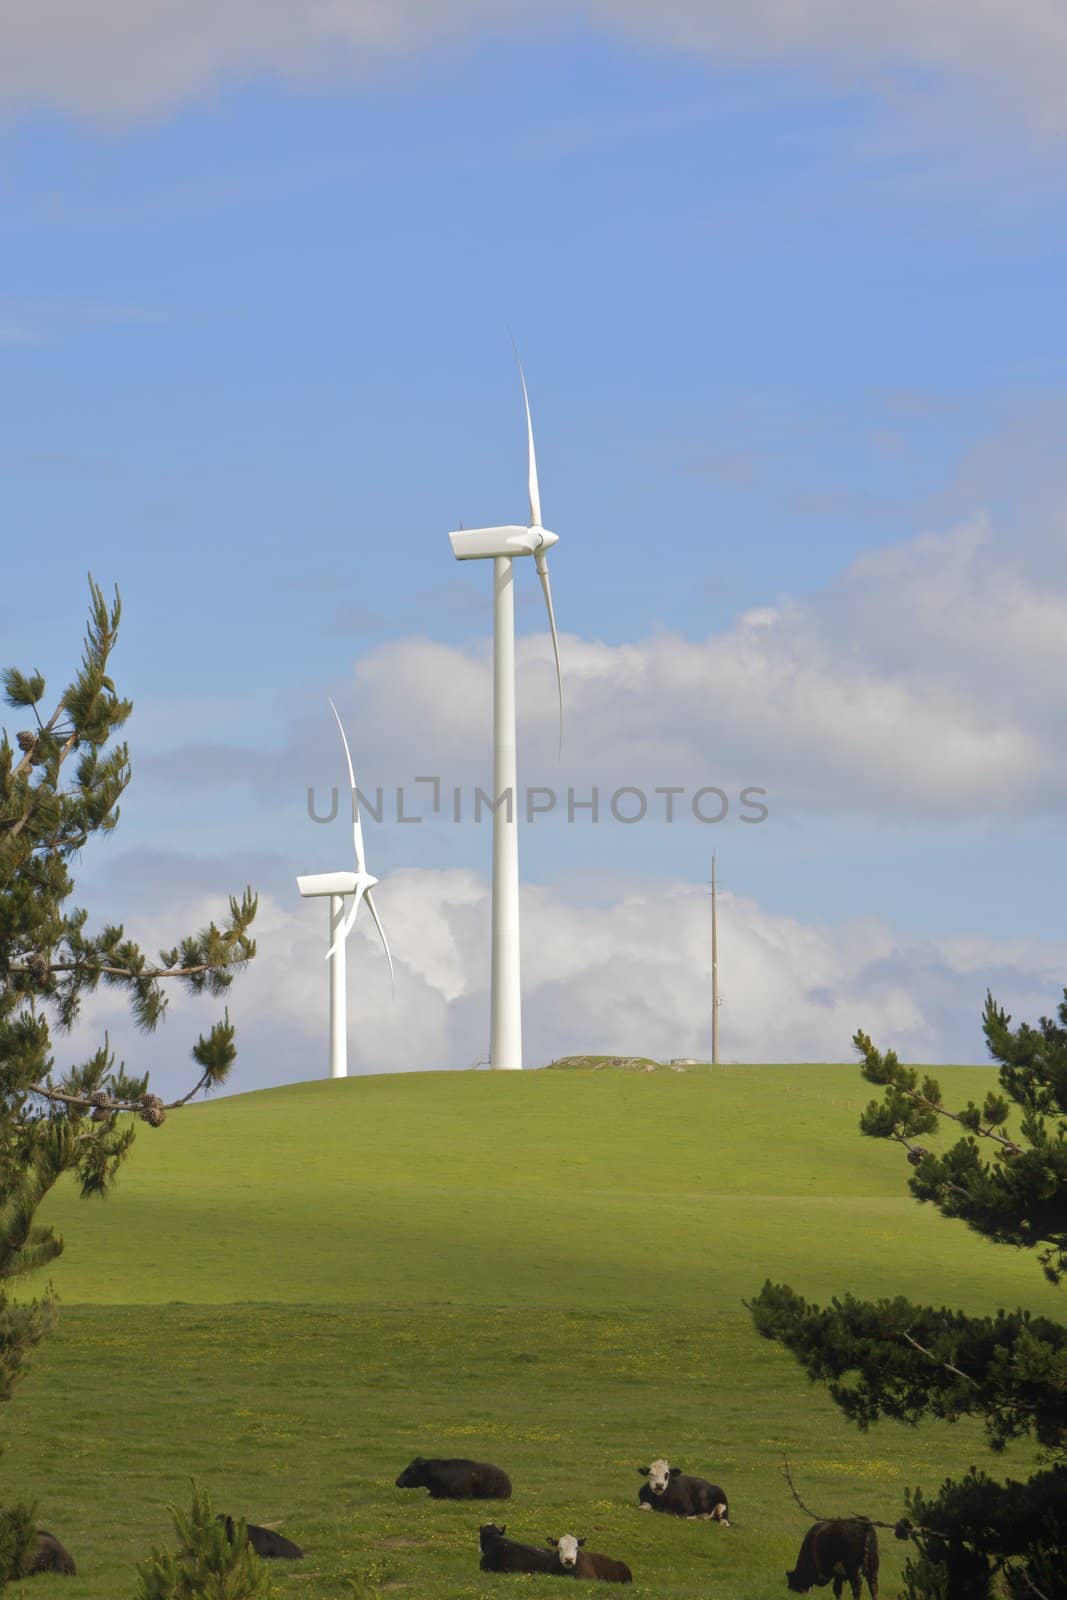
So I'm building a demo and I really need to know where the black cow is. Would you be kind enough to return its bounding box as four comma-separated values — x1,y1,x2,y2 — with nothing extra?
636,1459,729,1523
220,1515,304,1559
479,1523,559,1574
29,1531,76,1576
548,1536,633,1583
395,1456,511,1500
786,1520,878,1600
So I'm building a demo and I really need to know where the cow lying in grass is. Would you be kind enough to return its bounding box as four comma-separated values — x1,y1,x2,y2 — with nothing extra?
786,1520,878,1600
637,1459,729,1523
29,1531,76,1576
396,1456,512,1499
220,1515,304,1559
549,1535,633,1583
478,1523,559,1574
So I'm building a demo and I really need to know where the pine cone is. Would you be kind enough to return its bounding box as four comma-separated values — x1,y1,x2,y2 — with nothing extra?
140,1094,165,1127
16,730,36,753
907,1146,927,1166
25,953,49,985
89,1090,111,1123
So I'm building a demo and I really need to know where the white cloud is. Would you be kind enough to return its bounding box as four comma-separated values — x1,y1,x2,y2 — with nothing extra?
63,861,1067,1097
3,2,1067,132
321,511,1065,822
591,1,1067,136
113,496,1067,834
130,507,1067,824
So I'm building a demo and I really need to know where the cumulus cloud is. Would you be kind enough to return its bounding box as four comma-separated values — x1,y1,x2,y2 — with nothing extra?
3,2,1067,132
131,508,1067,825
316,511,1065,822
592,1,1067,136
63,856,1067,1098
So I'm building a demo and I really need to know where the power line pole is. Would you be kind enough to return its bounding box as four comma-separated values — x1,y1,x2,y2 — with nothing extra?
711,853,719,1066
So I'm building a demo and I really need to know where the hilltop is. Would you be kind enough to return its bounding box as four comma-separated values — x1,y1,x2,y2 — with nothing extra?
36,1061,1046,1315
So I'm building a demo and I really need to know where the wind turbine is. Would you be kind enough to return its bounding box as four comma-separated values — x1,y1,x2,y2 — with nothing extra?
296,699,394,1080
447,356,563,1071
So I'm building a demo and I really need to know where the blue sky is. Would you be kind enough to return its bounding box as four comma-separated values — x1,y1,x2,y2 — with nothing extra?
4,7,1067,1091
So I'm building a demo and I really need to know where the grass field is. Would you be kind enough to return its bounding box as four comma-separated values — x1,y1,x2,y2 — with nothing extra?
5,1063,1060,1599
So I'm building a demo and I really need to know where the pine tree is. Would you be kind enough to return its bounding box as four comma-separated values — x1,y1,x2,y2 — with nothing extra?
0,1505,35,1583
133,1484,274,1600
0,580,257,1587
750,992,1067,1599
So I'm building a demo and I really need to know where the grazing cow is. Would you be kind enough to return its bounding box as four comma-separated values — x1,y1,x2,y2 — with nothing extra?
395,1456,511,1500
786,1520,879,1600
479,1523,560,1574
636,1460,729,1523
29,1531,76,1576
548,1536,633,1584
220,1515,304,1559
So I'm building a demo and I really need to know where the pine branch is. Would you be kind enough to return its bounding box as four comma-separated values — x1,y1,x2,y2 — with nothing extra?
27,1083,198,1117
889,1081,1021,1154
5,728,81,848
11,955,254,981
886,1129,976,1203
10,702,65,782
27,1066,223,1118
900,1328,979,1387
854,1029,1018,1152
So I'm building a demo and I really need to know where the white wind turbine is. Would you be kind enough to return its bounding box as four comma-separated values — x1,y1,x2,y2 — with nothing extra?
447,356,563,1072
296,699,394,1079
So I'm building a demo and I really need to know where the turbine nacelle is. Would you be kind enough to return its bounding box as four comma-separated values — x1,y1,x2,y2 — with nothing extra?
449,525,559,561
297,869,380,900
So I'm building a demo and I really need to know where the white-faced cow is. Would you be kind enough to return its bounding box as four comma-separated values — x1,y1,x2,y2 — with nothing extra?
636,1460,729,1523
478,1523,559,1574
29,1531,76,1576
548,1535,633,1583
220,1515,304,1559
786,1520,879,1600
395,1456,512,1500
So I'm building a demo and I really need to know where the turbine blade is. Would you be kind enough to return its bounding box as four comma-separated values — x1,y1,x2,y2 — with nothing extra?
365,886,396,995
325,891,363,961
535,553,563,755
328,696,367,874
510,339,542,528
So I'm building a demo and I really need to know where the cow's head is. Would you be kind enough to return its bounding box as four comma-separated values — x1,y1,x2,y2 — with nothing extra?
786,1570,811,1592
395,1457,427,1488
638,1459,679,1495
548,1536,585,1569
480,1524,506,1546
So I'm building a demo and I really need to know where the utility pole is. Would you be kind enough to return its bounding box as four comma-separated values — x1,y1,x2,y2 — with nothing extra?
711,854,719,1066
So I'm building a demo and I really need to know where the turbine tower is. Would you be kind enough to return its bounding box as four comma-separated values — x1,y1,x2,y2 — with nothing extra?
711,853,720,1067
297,699,394,1079
447,358,563,1071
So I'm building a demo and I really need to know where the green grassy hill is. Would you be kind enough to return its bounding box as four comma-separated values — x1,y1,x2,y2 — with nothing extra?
5,1064,1058,1600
